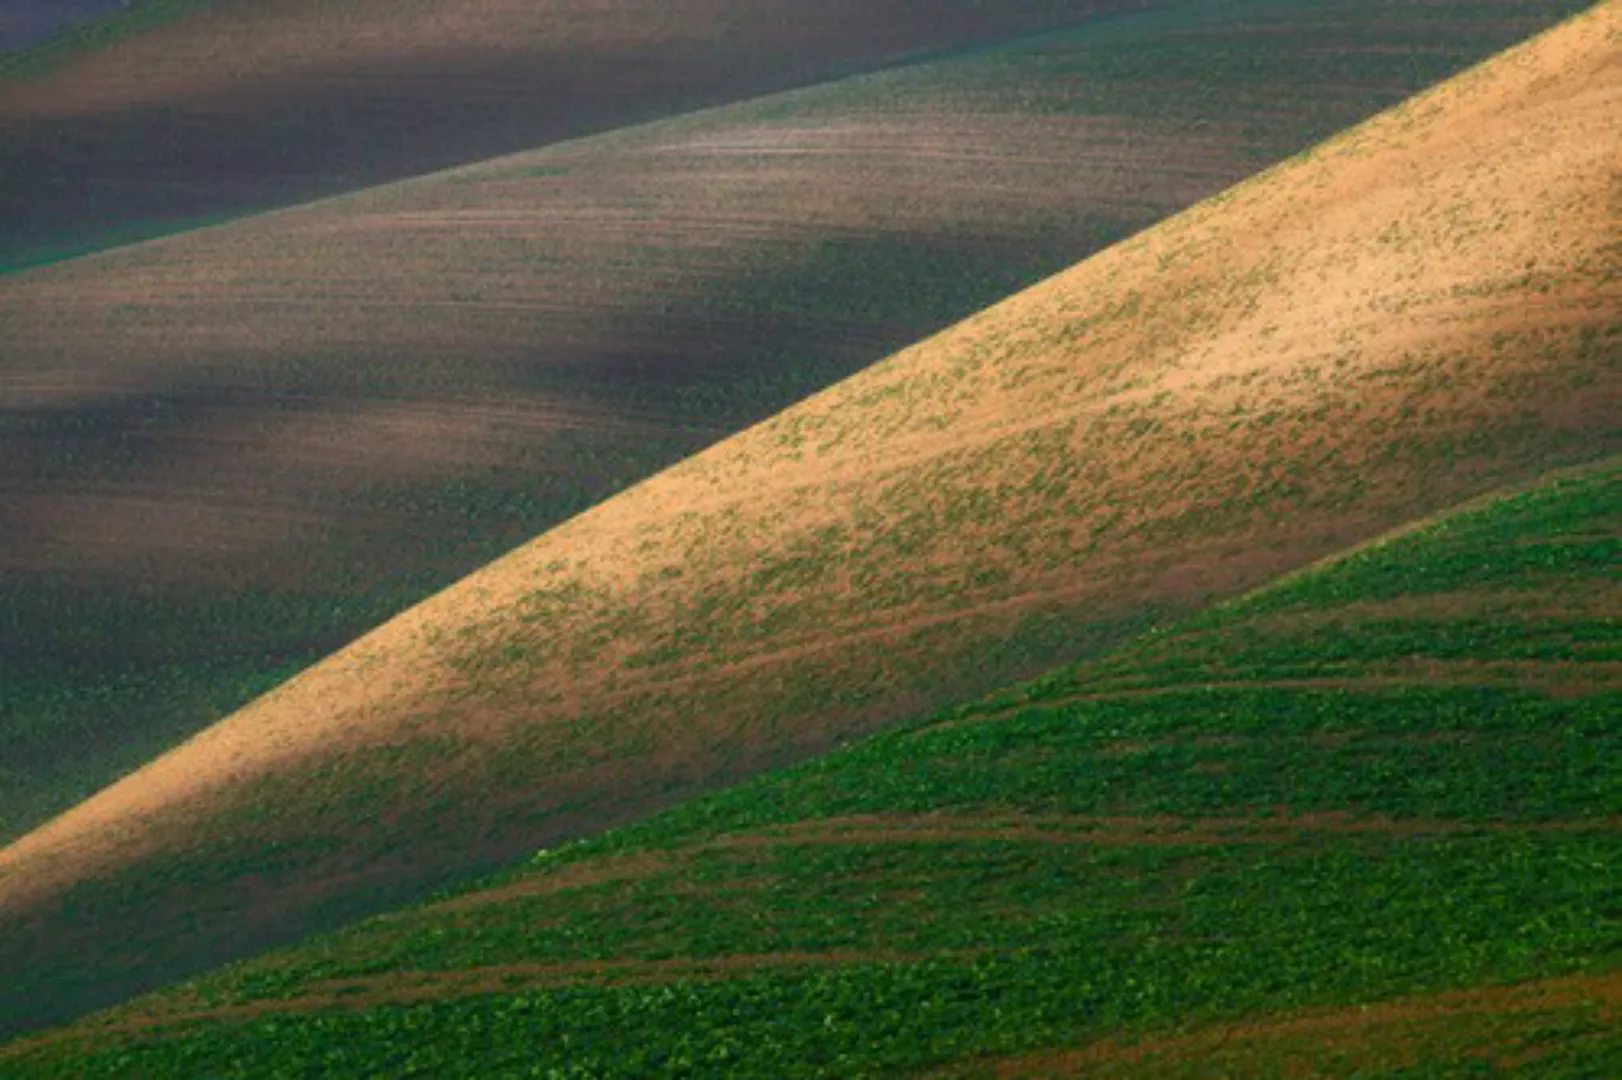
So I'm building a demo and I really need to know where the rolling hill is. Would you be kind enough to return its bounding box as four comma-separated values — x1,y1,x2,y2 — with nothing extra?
0,0,1145,270
2,450,1615,1074
1,0,1616,1039
0,0,1597,850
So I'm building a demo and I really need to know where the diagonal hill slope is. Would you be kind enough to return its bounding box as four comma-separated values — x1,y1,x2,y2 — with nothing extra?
0,0,1147,269
0,0,1597,850
2,459,1615,1075
2,0,1619,1038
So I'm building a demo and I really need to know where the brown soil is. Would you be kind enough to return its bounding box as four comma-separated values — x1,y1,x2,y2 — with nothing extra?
919,658,1622,737
709,812,1621,848
1,947,984,1058
0,107,1235,584
418,850,677,915
949,970,1620,1078
407,808,1622,929
0,1,1144,260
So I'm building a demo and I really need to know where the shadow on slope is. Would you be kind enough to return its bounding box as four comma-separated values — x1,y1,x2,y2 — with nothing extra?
0,1,137,54
0,0,1154,267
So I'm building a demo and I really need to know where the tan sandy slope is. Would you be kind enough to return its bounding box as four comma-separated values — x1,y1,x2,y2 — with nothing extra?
1,0,1618,1034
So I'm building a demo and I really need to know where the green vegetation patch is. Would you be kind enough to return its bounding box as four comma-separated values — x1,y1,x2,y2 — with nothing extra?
0,577,420,844
964,464,1621,713
0,211,245,278
10,832,1616,1077
6,462,1616,1075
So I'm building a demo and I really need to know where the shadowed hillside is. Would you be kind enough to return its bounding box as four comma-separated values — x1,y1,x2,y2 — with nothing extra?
0,0,1595,848
0,1,1615,1038
0,0,1149,269
3,458,1615,1074
0,1,133,53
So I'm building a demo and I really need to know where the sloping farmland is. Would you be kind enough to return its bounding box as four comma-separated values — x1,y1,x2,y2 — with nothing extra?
5,451,1616,1075
0,0,1615,1038
0,0,1151,269
0,0,1597,848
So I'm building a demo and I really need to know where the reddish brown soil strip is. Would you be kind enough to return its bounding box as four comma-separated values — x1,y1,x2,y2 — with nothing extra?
921,661,1622,736
942,970,1620,1078
418,809,1522,919
1098,731,1465,756
413,850,677,916
388,809,1622,922
710,812,1622,849
1245,585,1622,625
5,948,983,1055
298,947,961,1000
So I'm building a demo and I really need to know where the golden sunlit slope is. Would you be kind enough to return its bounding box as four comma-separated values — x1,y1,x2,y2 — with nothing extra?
6,0,1585,852
2,0,1618,1037
0,0,1137,265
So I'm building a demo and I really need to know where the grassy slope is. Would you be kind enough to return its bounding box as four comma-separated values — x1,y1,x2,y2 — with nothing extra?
2,0,1591,849
0,0,1146,267
1,1,1616,1039
3,458,1615,1076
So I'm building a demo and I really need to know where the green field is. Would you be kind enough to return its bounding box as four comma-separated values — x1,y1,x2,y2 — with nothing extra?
5,462,1614,1076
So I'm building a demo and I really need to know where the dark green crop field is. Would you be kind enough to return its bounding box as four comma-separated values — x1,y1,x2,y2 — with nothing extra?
6,462,1613,1077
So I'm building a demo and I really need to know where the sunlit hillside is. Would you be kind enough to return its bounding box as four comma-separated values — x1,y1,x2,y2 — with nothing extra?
3,0,1588,853
1,0,1614,1041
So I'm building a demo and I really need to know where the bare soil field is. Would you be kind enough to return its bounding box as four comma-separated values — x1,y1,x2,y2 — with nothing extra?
0,0,1151,267
0,0,1593,852
951,973,1620,1078
0,0,1614,1039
